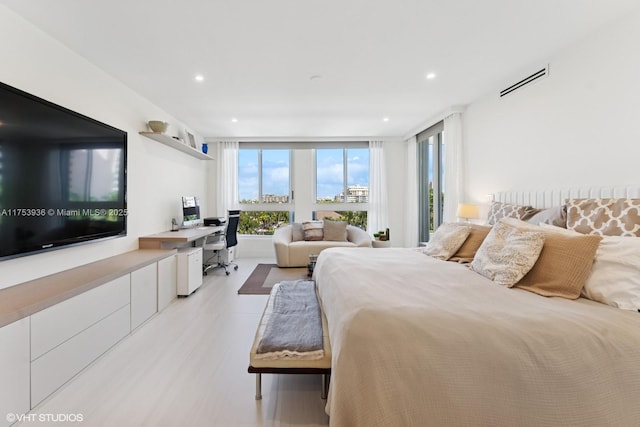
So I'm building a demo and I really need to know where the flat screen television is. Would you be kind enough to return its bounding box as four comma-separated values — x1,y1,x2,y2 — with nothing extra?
0,81,127,261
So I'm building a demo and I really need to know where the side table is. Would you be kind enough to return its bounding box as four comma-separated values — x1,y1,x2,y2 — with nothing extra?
372,240,391,248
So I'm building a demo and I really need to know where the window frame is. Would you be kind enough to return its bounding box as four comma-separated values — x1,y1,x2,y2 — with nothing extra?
417,121,445,242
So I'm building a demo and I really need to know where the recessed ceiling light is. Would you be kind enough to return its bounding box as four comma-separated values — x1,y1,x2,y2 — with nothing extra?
195,74,204,82
426,73,436,80
382,117,389,122
231,118,238,123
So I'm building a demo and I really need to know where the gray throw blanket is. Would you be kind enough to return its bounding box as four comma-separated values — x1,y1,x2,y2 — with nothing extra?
256,280,323,354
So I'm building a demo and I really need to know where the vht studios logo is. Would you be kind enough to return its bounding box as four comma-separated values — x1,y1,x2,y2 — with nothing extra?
6,413,84,423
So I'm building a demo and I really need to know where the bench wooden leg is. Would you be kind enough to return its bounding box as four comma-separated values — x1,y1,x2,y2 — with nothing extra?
255,373,262,400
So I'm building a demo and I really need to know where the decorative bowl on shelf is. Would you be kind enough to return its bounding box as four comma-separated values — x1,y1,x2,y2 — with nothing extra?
147,121,168,133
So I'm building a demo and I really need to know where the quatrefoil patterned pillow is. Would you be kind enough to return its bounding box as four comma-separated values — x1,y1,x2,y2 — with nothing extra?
566,198,640,237
487,201,539,225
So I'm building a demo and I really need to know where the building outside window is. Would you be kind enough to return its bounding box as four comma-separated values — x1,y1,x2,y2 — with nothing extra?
315,147,369,230
238,148,291,235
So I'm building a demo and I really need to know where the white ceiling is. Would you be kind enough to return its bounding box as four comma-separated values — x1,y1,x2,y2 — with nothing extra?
2,0,638,138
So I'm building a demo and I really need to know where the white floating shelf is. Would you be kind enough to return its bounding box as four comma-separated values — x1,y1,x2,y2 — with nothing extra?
139,132,213,160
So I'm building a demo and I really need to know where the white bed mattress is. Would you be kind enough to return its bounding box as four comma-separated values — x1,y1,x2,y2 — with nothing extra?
314,247,640,427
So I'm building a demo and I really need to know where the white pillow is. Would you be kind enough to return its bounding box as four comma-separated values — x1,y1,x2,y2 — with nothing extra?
540,224,640,310
422,223,471,260
582,236,640,311
470,219,545,287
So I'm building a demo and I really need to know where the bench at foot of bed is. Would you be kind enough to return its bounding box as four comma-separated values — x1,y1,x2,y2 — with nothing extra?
248,280,332,400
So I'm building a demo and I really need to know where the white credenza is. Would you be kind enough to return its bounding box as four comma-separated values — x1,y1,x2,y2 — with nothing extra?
0,318,30,427
177,247,203,296
0,249,177,423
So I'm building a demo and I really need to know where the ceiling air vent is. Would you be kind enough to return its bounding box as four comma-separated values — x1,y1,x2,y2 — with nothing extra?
500,65,549,97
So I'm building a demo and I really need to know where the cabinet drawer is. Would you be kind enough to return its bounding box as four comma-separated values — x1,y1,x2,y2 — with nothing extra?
31,274,130,361
0,318,30,427
131,263,158,330
31,304,130,407
158,255,177,312
188,248,203,288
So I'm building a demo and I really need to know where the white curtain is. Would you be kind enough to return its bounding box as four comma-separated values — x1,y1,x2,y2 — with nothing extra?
443,112,464,222
216,141,239,217
404,136,419,247
367,140,388,237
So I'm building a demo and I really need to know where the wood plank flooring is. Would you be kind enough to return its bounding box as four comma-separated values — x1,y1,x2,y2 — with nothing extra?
18,258,329,427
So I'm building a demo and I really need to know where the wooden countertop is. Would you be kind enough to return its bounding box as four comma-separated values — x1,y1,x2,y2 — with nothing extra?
0,249,176,329
138,226,224,249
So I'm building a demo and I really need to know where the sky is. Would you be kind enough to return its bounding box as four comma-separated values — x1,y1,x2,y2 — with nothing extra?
238,148,369,201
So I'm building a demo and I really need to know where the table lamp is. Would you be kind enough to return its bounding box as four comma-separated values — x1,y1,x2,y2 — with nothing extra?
456,203,480,222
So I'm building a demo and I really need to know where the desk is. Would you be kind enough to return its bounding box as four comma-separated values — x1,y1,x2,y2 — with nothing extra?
138,226,225,249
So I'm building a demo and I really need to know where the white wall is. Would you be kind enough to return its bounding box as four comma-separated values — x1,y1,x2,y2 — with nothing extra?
463,7,640,211
0,6,209,289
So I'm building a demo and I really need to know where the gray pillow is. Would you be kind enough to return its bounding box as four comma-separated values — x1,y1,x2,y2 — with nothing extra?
303,221,324,241
291,223,304,242
323,221,348,242
526,205,567,228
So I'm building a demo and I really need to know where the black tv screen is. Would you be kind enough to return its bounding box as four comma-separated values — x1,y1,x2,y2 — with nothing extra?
0,81,127,260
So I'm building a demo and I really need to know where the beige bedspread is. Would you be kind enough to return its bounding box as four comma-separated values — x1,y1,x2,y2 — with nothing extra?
314,247,640,427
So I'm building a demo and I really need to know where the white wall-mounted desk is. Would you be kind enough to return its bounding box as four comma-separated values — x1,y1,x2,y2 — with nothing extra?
138,226,225,249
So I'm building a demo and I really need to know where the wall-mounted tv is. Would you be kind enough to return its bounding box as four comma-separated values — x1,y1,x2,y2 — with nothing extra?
0,81,127,261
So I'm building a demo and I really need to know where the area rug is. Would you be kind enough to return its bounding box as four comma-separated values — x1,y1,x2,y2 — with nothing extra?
237,264,309,295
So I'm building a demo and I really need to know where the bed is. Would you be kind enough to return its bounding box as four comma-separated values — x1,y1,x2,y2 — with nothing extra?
313,188,640,427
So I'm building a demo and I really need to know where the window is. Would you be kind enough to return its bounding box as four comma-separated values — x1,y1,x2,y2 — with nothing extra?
315,147,369,229
238,148,292,235
238,143,370,234
238,149,290,204
417,122,445,242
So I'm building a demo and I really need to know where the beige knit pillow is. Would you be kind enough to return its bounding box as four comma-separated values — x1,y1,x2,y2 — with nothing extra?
503,219,602,299
449,224,492,263
423,223,471,260
470,219,544,287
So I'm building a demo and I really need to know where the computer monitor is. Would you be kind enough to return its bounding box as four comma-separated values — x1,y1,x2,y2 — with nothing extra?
181,196,201,227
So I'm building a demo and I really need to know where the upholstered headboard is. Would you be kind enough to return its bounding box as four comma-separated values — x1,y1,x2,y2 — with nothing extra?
494,186,640,209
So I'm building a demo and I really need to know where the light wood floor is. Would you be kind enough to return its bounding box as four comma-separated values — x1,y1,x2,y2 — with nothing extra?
19,258,330,427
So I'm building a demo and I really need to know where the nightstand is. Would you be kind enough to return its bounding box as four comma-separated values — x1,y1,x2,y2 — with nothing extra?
372,240,391,248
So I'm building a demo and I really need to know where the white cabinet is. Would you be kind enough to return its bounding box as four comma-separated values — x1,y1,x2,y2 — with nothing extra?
177,247,203,296
29,275,131,407
0,250,173,416
158,255,177,311
0,318,30,427
30,305,130,407
31,275,130,361
131,263,158,330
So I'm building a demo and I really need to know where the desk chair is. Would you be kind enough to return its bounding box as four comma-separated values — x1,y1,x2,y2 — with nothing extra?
203,210,240,276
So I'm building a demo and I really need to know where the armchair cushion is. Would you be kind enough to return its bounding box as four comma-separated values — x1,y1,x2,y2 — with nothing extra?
323,221,348,242
291,223,304,242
